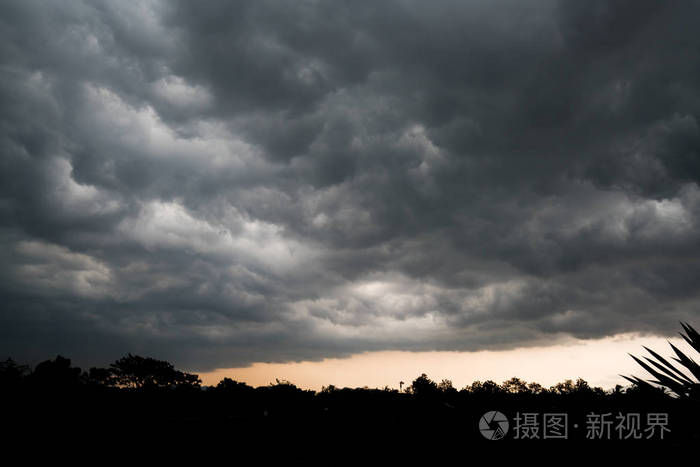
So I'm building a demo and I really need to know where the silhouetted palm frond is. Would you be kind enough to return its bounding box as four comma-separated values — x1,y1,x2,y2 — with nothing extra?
622,321,700,399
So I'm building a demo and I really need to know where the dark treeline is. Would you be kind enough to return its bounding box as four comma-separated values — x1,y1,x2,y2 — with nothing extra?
0,353,664,395
2,353,699,452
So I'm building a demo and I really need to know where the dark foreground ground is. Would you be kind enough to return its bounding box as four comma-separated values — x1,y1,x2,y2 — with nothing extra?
3,354,698,458
4,383,698,458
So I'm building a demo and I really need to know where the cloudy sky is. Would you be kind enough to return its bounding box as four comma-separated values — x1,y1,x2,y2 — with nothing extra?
2,0,699,381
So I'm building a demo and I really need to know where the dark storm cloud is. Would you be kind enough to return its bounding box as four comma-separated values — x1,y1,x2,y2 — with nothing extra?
2,0,700,371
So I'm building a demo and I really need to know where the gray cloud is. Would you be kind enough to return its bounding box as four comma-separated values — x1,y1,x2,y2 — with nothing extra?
1,0,700,371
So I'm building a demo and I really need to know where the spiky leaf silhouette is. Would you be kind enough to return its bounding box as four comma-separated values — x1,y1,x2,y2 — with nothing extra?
622,321,700,399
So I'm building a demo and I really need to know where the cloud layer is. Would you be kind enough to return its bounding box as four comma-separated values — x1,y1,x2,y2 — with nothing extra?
2,0,700,370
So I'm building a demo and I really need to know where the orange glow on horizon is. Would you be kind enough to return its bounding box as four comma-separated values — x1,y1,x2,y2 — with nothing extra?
198,333,694,391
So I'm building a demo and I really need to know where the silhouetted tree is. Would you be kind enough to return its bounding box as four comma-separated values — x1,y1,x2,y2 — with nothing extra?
110,353,201,390
214,377,253,394
29,355,83,389
265,378,309,397
550,379,575,395
573,378,592,393
549,378,601,396
437,379,457,394
0,358,29,386
501,377,530,394
410,373,438,397
468,380,503,395
84,366,116,387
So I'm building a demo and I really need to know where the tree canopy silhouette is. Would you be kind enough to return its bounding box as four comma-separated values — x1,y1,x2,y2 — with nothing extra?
29,355,83,389
409,373,439,396
110,353,201,390
0,358,29,387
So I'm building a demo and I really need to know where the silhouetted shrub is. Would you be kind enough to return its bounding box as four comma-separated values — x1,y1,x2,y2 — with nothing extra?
625,321,700,399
